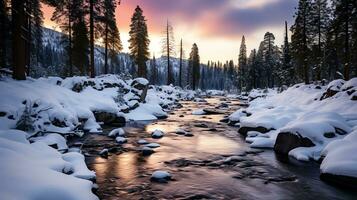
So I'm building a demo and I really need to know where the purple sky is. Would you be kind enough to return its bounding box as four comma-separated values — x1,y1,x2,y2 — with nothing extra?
44,0,298,62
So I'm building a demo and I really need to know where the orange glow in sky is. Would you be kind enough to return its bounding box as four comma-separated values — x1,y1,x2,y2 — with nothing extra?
42,0,297,63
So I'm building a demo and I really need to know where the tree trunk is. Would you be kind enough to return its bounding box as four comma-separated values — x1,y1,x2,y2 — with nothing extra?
179,39,182,87
317,1,322,81
89,0,95,78
166,21,171,85
68,3,73,76
104,23,108,74
344,1,350,80
12,0,27,80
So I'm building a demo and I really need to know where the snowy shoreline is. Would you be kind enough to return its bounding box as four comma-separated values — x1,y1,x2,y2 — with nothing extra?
0,75,195,200
229,78,357,187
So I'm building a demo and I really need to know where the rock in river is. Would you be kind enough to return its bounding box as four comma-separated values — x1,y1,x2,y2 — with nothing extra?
150,171,172,183
274,132,315,155
152,130,165,139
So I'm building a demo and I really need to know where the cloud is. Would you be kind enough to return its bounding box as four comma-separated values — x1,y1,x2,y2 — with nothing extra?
121,0,297,38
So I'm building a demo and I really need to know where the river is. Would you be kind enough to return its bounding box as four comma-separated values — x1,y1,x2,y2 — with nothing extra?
77,97,357,200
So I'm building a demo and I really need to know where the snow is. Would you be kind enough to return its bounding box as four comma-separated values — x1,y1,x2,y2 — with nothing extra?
321,129,357,177
151,129,165,138
0,130,98,200
115,136,127,144
62,152,96,180
151,171,171,179
145,143,160,148
108,128,125,137
31,133,68,152
230,78,357,162
138,139,149,144
192,109,206,115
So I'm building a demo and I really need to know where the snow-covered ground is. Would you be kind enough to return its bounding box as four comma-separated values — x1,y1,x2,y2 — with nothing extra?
229,78,357,180
0,74,196,200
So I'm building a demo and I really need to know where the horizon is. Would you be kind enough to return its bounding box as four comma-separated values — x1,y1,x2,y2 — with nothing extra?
42,0,298,63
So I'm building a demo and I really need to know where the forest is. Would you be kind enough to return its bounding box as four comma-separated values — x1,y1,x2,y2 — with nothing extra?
1,0,356,91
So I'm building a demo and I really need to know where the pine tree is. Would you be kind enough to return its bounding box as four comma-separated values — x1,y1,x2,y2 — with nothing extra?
248,49,257,90
12,0,27,80
282,21,293,85
86,0,102,78
26,0,44,75
72,1,89,75
179,39,183,87
128,6,150,78
101,0,122,74
161,20,175,85
189,43,200,90
51,0,74,76
150,55,157,84
238,35,247,91
310,0,330,81
331,0,355,80
0,0,9,68
291,0,314,84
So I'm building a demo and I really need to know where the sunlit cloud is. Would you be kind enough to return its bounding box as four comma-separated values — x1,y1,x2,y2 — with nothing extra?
42,0,298,63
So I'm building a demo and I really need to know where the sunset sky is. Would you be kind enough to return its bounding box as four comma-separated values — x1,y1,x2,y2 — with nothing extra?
43,0,298,63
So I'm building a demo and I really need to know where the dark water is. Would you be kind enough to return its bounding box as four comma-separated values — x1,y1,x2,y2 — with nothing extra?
79,98,357,200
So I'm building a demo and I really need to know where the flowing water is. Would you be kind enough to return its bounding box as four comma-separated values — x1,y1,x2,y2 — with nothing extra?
78,97,357,200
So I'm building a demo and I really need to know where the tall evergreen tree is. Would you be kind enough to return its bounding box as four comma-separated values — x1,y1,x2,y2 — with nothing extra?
128,6,150,78
291,0,314,84
11,0,27,80
311,0,330,80
72,1,89,75
238,35,247,91
161,20,175,85
179,39,183,87
26,0,44,75
51,0,75,76
86,0,101,77
189,43,200,90
150,54,157,84
331,0,355,80
282,21,293,85
101,0,122,74
0,0,9,68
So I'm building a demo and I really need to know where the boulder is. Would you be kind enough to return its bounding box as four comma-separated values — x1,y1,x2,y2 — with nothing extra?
115,137,127,144
274,132,315,155
150,171,172,183
202,108,225,115
238,126,271,136
141,147,154,156
99,149,109,158
151,130,164,139
131,78,149,102
93,111,125,126
320,173,357,189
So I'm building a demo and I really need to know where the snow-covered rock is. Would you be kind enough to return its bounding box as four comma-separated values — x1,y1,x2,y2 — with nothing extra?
0,130,98,200
321,130,357,178
145,143,160,148
231,78,357,162
151,129,165,139
137,139,149,145
108,128,125,138
150,170,172,182
115,136,127,144
31,133,68,152
141,146,155,156
62,152,96,181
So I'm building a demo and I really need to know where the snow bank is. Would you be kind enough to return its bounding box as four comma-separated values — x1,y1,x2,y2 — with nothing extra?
231,78,357,161
321,130,357,177
0,75,184,134
0,130,98,200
